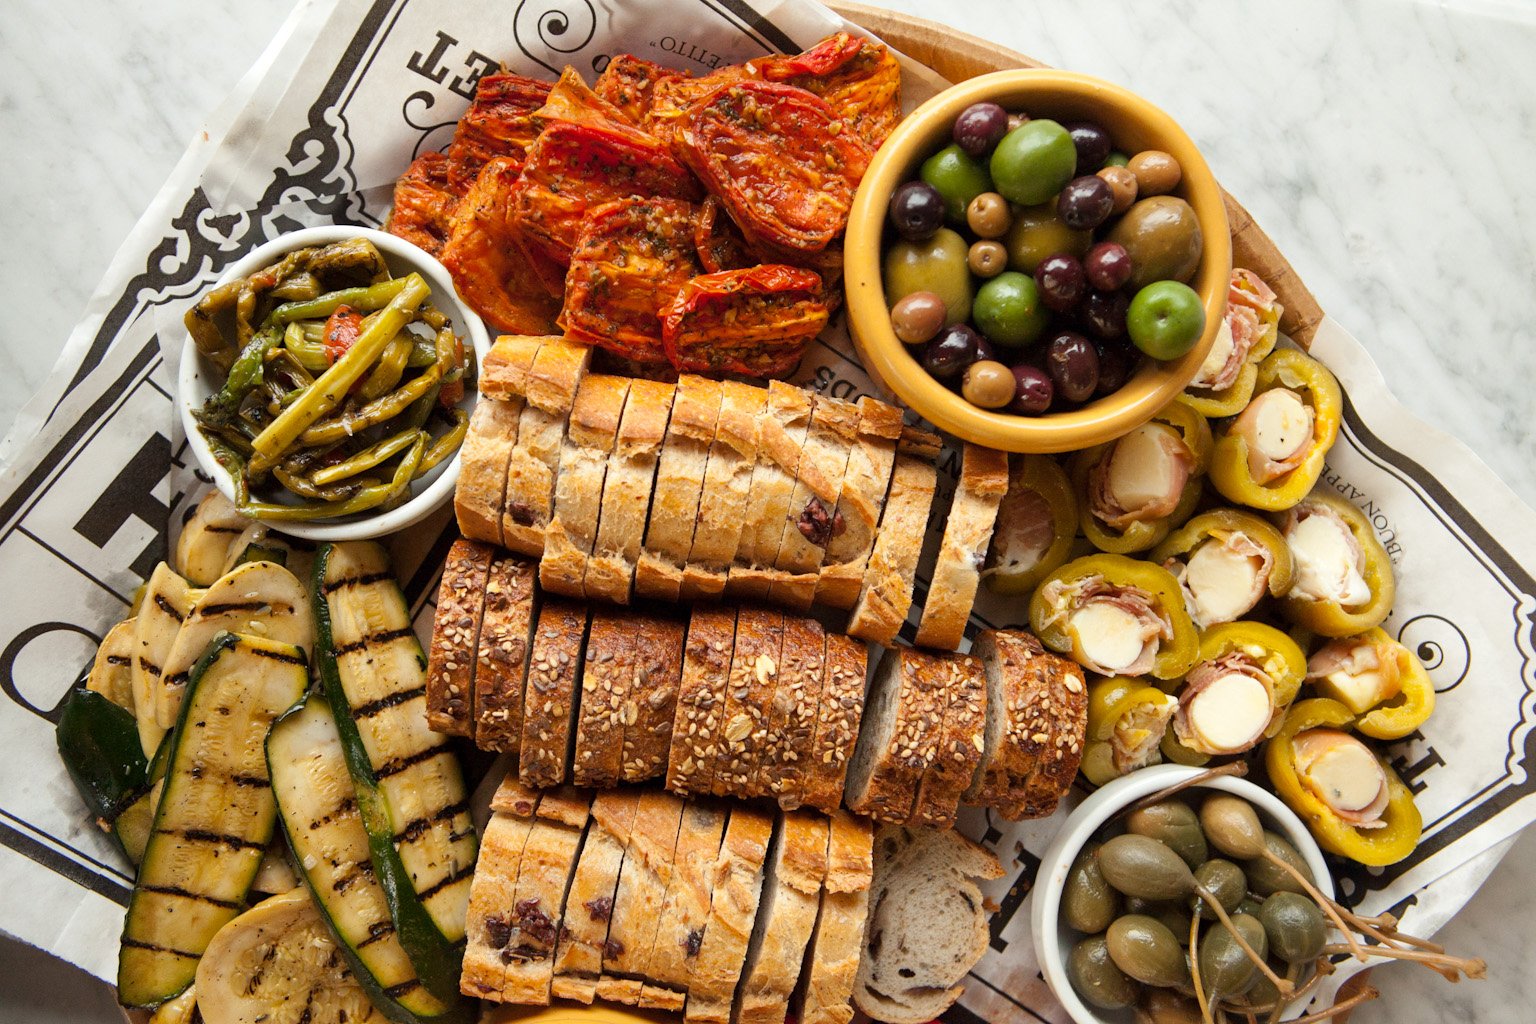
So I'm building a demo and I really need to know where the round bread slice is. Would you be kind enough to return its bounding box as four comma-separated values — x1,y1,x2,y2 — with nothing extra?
667,605,737,798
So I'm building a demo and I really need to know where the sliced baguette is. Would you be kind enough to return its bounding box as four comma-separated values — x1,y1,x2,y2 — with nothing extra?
502,341,591,557
734,810,829,1024
499,788,592,1004
426,539,495,735
462,792,542,1000
620,614,687,784
767,394,860,611
542,374,632,598
795,811,874,1024
847,455,938,646
914,444,1010,651
685,806,775,1024
554,789,643,1003
800,633,868,816
572,607,646,788
474,553,539,752
637,375,722,601
597,790,687,1005
587,378,675,605
455,395,523,546
480,335,556,401
817,398,905,610
639,799,730,1010
710,606,785,799
518,598,590,789
754,614,825,807
683,381,768,601
667,605,738,798
909,651,987,829
727,381,814,601
843,646,946,824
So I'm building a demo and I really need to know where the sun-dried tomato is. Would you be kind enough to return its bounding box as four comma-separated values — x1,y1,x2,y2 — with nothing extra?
561,197,703,367
386,151,458,257
660,263,828,379
445,70,551,190
760,34,902,147
643,64,753,151
693,195,752,274
595,54,688,127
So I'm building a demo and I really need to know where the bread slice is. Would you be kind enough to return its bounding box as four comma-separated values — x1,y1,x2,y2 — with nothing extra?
554,789,643,1003
817,398,905,610
767,394,860,611
727,381,814,600
500,788,593,1004
843,646,947,824
914,444,1009,651
685,806,774,1024
754,614,825,807
542,374,632,598
847,456,938,646
637,375,723,601
909,651,987,829
598,790,687,1005
734,810,829,1024
667,605,738,798
620,613,687,783
474,553,539,752
455,395,523,546
1019,642,1088,819
795,811,874,1024
518,598,590,789
711,606,785,799
853,826,1003,1024
572,607,646,788
462,790,542,1000
426,539,494,735
800,633,868,816
683,381,768,601
502,341,591,558
481,335,557,401
587,378,675,604
639,799,730,1009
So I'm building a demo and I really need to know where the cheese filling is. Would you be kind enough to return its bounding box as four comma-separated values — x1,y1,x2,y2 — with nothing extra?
1070,603,1147,674
1235,388,1314,483
1193,316,1236,388
1292,728,1389,825
1307,639,1403,714
1288,512,1371,608
1183,672,1272,753
1106,423,1187,515
1183,537,1266,626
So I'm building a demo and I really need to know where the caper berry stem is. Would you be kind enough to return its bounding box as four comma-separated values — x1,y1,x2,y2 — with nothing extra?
1320,944,1488,980
1262,962,1304,1024
1280,984,1380,1024
1188,913,1215,1024
1194,883,1293,995
1121,762,1249,820
1256,850,1368,962
1354,910,1446,954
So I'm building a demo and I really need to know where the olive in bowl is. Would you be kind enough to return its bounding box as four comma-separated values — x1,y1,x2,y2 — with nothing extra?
845,69,1231,453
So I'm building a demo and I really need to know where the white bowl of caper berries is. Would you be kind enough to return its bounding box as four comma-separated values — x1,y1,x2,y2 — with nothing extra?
1031,765,1334,1024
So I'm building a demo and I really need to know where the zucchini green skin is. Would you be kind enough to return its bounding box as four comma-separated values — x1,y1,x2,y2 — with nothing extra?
116,631,308,1008
268,691,475,1024
312,543,473,1005
232,541,288,568
56,687,149,860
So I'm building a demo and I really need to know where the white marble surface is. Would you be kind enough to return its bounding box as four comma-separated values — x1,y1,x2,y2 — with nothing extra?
1,0,1532,1019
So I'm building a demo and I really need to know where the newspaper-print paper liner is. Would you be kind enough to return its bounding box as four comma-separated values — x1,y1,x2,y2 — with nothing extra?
0,1,1531,1018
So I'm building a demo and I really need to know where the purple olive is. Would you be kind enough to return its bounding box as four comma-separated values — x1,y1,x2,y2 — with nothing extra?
1009,363,1055,415
922,324,984,380
1044,331,1100,403
1058,175,1115,231
1084,241,1134,291
1082,289,1130,341
1066,120,1113,175
1035,254,1087,313
889,180,946,241
1095,343,1136,394
953,102,1010,157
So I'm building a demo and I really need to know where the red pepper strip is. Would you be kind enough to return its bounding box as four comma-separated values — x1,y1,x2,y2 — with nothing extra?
322,305,363,364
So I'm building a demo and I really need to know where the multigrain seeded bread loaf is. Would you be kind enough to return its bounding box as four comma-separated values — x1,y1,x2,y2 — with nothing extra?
794,811,874,1024
667,605,738,797
683,381,767,601
552,789,642,1003
847,455,938,646
710,607,785,799
619,614,687,784
852,825,1004,1024
573,608,648,788
799,633,867,816
637,375,723,601
817,398,904,610
685,806,774,1024
455,395,522,546
518,598,589,790
426,539,494,736
843,646,946,824
733,811,828,1024
909,651,986,829
914,443,1010,651
542,374,632,598
587,378,675,605
756,614,826,806
473,553,538,752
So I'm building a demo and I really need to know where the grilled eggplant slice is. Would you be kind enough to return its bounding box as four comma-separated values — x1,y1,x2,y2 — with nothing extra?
56,686,150,862
314,542,478,1001
117,632,308,1008
269,692,474,1023
130,563,204,757
194,888,388,1024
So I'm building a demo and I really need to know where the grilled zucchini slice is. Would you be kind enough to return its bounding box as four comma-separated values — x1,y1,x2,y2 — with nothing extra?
130,564,204,758
117,631,308,1008
56,686,150,862
87,618,137,711
175,490,251,586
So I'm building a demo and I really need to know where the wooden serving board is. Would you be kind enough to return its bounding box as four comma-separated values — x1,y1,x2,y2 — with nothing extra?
829,0,1326,348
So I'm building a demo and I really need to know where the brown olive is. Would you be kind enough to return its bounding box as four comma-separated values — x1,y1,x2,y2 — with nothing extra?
968,240,1008,278
1068,935,1139,1010
1129,150,1183,196
966,191,1013,238
1096,165,1138,214
1004,202,1093,273
1126,800,1208,869
1105,195,1203,288
890,291,948,345
1200,794,1266,860
962,360,1016,409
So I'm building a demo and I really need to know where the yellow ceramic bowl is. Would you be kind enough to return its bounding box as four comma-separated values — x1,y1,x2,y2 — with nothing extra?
845,69,1231,453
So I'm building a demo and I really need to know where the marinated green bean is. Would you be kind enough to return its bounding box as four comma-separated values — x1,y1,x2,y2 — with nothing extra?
417,410,469,475
296,359,442,447
283,322,330,372
359,336,413,400
311,428,421,486
269,277,411,324
242,433,423,521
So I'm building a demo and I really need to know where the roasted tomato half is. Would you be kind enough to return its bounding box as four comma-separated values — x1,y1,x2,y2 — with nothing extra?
595,54,688,126
561,197,703,366
386,151,458,257
444,70,551,190
760,34,902,148
661,264,828,379
678,80,872,256
643,65,753,150
693,195,753,274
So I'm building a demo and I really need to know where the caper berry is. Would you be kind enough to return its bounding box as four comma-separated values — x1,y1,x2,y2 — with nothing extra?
1246,831,1314,897
1106,915,1189,988
1099,834,1196,901
1200,793,1266,860
1191,859,1247,921
1198,913,1267,999
1139,988,1203,1024
1237,896,1266,918
1127,800,1208,870
1063,843,1121,934
1259,891,1327,963
1067,935,1139,1010
1242,969,1284,1011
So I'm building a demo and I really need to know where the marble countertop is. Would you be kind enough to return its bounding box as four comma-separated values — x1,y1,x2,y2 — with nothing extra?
1,0,1530,1019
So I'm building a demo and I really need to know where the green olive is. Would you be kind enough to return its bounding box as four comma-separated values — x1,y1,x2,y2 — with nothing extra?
1198,913,1267,999
1127,800,1208,870
1245,832,1314,897
921,144,995,222
1200,793,1267,860
1064,843,1121,934
1139,988,1204,1024
883,227,973,326
1004,202,1092,273
1191,859,1247,921
1067,935,1139,1010
1106,915,1189,988
990,119,1076,206
1105,195,1203,289
1259,891,1327,963
1099,834,1196,901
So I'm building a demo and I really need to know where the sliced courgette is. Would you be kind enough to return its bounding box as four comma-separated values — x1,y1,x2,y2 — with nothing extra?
269,692,474,1023
313,542,477,1002
194,888,388,1024
130,563,204,758
154,560,312,729
87,618,137,711
56,686,150,861
117,631,308,1008
252,837,299,896
146,987,199,1024
175,490,252,586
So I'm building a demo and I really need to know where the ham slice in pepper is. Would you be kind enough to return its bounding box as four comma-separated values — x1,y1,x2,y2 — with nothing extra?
1087,423,1192,531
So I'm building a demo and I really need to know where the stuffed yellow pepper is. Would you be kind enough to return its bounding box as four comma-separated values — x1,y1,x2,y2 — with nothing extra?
1081,675,1180,784
983,455,1078,595
1031,554,1199,680
1164,621,1308,765
1275,492,1395,636
1070,402,1210,555
1153,508,1295,628
1306,628,1436,740
1180,269,1282,417
1209,348,1342,511
1266,698,1422,865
